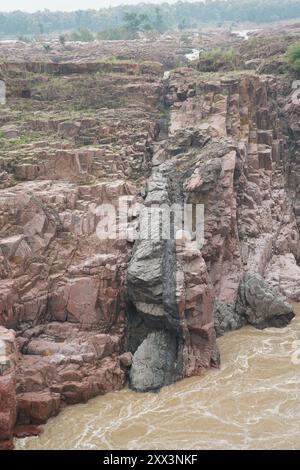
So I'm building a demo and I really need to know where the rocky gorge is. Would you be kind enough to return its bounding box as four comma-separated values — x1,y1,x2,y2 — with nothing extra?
0,26,300,449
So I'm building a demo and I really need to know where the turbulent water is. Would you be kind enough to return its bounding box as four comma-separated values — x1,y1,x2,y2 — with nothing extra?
231,29,260,40
15,304,300,450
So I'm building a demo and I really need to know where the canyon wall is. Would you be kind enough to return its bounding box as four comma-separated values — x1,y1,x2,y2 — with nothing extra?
0,34,299,447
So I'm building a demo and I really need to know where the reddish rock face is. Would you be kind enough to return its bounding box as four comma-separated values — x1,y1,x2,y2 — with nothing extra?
176,238,217,377
0,439,14,450
0,327,18,447
62,277,101,324
0,32,299,440
13,424,43,438
166,70,299,305
0,51,162,444
17,391,61,425
0,375,17,438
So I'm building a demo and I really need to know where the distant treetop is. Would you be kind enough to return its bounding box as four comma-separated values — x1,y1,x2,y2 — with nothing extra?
1,0,300,38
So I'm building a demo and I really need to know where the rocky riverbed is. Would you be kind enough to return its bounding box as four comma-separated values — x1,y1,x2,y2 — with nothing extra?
1,25,300,449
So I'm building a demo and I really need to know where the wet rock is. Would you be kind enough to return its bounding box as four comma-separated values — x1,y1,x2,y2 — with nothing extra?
130,331,179,392
0,32,300,430
13,424,43,438
236,273,295,329
214,302,246,337
17,391,61,424
0,439,14,450
0,327,18,446
127,131,220,388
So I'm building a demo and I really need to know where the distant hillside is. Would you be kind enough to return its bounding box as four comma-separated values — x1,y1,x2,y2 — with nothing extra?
1,0,300,38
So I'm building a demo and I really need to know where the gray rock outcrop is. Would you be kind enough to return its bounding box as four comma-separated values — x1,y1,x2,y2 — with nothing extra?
236,273,295,329
130,331,180,392
214,273,295,336
126,132,219,391
214,302,246,337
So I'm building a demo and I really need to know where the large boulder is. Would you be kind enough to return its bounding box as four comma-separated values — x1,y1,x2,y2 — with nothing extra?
236,273,295,329
130,331,179,392
126,136,219,391
265,254,300,302
17,391,61,424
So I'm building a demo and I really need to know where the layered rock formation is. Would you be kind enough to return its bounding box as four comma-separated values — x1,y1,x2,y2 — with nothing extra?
164,68,298,334
0,327,18,450
127,131,218,391
0,55,163,447
0,32,299,446
236,273,294,329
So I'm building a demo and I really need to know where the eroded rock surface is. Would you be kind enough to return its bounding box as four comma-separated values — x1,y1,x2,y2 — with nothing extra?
236,273,294,329
0,30,299,443
0,49,163,446
130,331,179,392
0,327,18,449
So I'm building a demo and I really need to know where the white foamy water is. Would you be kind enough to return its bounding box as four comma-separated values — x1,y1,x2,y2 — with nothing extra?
231,29,260,40
185,49,201,61
15,304,300,450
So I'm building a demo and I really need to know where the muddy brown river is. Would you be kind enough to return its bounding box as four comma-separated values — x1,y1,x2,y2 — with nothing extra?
15,304,300,450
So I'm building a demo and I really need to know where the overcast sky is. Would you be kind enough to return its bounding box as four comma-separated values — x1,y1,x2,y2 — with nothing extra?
0,0,181,12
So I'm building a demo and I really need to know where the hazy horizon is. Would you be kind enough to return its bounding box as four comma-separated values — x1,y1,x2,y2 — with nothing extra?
0,0,188,13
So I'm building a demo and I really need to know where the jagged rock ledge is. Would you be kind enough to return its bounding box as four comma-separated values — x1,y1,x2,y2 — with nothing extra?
0,36,299,446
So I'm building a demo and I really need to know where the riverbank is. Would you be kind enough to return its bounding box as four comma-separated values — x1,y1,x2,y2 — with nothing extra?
15,304,300,450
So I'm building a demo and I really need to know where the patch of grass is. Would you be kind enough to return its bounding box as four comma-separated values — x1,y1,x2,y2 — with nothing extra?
0,131,50,149
99,56,139,64
33,76,73,92
198,47,238,72
286,40,300,72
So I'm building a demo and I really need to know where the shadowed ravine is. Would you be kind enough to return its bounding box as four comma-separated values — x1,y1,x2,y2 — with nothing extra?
15,304,300,450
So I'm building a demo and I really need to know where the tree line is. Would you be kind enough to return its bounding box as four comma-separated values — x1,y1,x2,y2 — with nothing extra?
1,0,300,38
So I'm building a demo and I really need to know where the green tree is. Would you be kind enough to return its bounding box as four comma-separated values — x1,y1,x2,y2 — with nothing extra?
2,1,300,38
153,7,166,33
78,27,94,42
69,27,94,42
59,34,66,46
123,12,149,38
38,22,44,35
178,18,188,31
97,28,130,40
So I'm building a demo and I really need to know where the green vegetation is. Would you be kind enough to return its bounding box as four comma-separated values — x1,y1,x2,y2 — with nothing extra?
97,12,153,40
59,34,66,46
198,47,238,71
180,33,193,47
1,1,300,38
96,28,131,40
68,27,95,42
286,40,300,71
0,131,49,150
43,44,52,52
97,8,166,40
123,12,151,37
17,35,32,43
